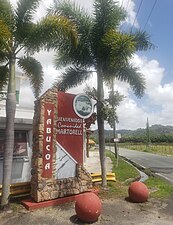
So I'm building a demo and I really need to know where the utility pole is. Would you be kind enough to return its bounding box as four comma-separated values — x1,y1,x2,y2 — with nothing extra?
146,117,151,149
111,78,118,159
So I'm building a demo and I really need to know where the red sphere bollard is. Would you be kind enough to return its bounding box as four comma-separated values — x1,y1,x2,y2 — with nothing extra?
75,192,102,222
128,181,149,203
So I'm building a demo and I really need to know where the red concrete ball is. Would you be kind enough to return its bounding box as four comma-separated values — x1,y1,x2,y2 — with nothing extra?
128,181,149,203
75,192,102,222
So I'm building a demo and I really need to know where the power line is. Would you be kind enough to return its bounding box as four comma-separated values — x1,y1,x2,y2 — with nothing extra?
130,0,144,33
143,0,158,30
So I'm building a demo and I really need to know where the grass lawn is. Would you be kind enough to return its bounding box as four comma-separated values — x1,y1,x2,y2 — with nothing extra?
98,151,173,200
98,151,139,199
144,177,173,199
119,142,173,156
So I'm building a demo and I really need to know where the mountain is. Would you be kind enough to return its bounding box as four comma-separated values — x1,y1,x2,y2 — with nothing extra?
90,124,173,141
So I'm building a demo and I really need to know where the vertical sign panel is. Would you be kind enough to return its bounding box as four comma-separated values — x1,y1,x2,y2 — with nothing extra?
42,103,54,178
57,92,83,164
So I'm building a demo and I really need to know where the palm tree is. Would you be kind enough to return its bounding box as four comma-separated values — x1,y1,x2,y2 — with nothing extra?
51,0,153,187
0,0,77,208
105,80,124,160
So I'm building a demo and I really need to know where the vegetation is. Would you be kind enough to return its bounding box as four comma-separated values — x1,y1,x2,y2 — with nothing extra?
106,151,139,182
144,177,173,199
120,134,173,143
100,151,173,200
115,124,173,156
99,151,139,199
51,0,152,187
119,142,173,156
91,125,173,144
0,0,77,209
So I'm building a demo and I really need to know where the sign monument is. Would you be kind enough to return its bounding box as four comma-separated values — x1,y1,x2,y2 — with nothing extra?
31,89,93,202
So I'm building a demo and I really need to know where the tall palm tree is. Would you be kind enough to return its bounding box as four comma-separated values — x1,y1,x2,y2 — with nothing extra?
0,0,77,208
52,0,153,187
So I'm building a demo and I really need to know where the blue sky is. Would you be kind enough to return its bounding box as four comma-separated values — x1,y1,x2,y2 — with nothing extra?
10,0,173,130
136,0,173,83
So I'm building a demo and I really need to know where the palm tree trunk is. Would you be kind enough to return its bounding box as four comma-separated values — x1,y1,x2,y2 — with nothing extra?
97,71,107,187
1,58,16,209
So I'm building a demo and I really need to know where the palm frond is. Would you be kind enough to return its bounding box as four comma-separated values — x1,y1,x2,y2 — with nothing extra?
0,50,8,63
24,15,77,53
54,52,73,69
115,64,146,98
93,0,125,31
50,1,93,68
0,66,9,91
92,0,126,55
17,56,43,98
51,0,91,28
132,30,154,51
54,66,92,91
105,90,124,107
15,0,40,23
84,86,98,101
0,19,11,38
102,30,136,69
0,19,12,51
0,0,15,33
15,0,41,44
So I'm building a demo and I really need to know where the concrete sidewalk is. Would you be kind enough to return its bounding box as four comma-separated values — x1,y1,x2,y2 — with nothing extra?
84,150,113,173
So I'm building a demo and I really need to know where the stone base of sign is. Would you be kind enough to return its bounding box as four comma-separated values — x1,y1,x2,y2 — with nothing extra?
31,164,93,202
31,89,93,202
22,189,99,211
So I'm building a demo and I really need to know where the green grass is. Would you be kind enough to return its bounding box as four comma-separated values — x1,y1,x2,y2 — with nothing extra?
99,150,173,200
106,151,139,182
119,142,173,156
98,151,140,199
144,177,173,199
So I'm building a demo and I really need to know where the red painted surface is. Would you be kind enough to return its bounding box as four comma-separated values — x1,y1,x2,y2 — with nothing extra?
21,190,99,210
57,92,83,164
42,103,54,178
75,192,102,222
128,181,149,203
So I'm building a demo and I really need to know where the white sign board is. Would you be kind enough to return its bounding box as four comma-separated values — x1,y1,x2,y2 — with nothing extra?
114,138,119,142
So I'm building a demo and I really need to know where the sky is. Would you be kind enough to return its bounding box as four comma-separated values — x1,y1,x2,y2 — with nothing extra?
9,0,173,130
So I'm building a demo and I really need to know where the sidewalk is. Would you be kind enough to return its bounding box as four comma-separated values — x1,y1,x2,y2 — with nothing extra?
84,150,113,173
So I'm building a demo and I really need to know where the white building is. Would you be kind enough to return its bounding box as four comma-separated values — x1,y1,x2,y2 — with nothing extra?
0,73,34,184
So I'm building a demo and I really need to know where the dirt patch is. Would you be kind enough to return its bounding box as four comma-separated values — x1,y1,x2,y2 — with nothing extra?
0,196,173,225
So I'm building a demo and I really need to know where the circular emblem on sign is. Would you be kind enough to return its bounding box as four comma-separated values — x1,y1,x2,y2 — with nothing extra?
73,94,93,119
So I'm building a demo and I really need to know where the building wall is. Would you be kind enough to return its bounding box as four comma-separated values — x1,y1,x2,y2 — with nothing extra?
0,104,34,184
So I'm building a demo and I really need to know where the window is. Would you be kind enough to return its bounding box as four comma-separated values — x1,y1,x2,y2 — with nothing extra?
0,130,28,157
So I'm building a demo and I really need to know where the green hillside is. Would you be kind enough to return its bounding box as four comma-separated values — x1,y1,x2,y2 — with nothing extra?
91,124,173,143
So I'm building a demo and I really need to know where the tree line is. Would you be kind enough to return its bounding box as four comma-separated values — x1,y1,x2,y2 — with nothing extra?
107,134,173,143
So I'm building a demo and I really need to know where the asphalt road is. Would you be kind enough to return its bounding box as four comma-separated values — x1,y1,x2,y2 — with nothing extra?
110,147,173,183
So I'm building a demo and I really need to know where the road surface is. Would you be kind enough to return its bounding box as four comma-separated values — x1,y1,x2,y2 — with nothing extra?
110,147,173,183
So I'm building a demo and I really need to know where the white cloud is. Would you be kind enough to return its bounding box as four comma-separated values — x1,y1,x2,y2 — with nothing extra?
19,79,35,108
132,55,173,109
117,98,147,130
114,54,173,130
119,0,139,28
